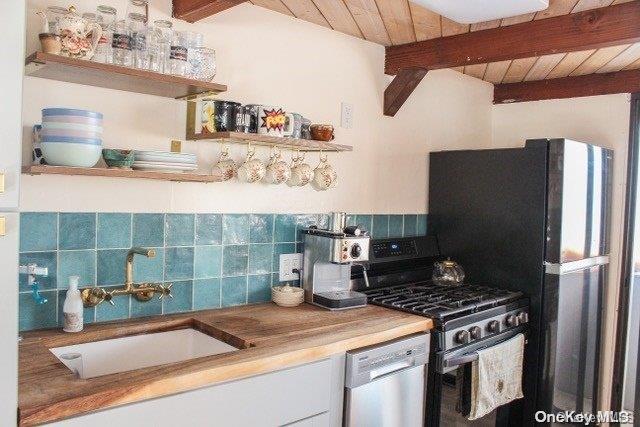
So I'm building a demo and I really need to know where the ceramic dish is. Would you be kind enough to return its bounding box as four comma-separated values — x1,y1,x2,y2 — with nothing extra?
40,128,103,139
134,151,196,164
42,122,103,132
41,141,102,167
42,116,103,125
41,136,102,145
42,108,104,120
102,149,134,169
272,285,304,307
131,162,198,172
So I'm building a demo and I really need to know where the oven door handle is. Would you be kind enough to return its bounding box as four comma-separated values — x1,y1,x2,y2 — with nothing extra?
443,352,479,368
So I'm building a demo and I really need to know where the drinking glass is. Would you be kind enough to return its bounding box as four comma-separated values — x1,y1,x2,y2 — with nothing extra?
128,13,149,69
189,47,216,81
94,5,117,64
168,31,189,76
148,20,173,73
45,6,68,35
112,19,133,67
126,0,148,21
185,31,204,78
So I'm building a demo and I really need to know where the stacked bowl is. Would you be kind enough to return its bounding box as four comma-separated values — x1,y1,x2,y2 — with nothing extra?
41,108,103,167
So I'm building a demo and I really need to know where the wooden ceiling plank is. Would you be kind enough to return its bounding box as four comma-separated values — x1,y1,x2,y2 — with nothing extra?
494,68,640,103
441,17,469,36
385,1,640,74
500,13,535,26
624,56,640,70
408,4,441,41
546,50,596,78
502,57,538,83
572,0,614,12
570,44,630,75
524,53,566,81
280,0,331,28
470,20,501,32
250,0,294,16
310,0,363,38
384,68,428,116
463,64,488,79
534,0,580,19
597,42,640,73
343,0,391,45
173,0,246,22
484,61,512,83
374,0,416,44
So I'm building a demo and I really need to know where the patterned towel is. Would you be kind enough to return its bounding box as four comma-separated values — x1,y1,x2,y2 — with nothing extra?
469,333,525,420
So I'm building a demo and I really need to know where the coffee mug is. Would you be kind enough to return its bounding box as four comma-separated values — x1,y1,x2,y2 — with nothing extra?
312,155,337,191
287,153,313,187
264,150,291,185
257,106,286,137
211,147,236,181
283,113,303,139
237,148,266,183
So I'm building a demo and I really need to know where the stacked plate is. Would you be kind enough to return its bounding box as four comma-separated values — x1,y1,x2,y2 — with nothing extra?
132,151,197,172
40,108,103,167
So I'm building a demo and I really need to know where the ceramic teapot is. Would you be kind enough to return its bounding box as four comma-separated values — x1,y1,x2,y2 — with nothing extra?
432,259,465,285
38,6,102,59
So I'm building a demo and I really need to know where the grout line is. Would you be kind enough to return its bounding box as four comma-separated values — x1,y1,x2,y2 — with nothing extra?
192,215,196,311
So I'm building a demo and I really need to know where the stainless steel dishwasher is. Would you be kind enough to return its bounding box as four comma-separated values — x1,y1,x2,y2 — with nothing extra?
344,333,430,427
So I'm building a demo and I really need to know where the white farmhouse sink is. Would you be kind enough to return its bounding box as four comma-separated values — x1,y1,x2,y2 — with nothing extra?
50,328,239,379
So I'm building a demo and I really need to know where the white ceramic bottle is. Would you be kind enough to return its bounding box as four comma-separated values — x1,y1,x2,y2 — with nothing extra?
63,276,84,333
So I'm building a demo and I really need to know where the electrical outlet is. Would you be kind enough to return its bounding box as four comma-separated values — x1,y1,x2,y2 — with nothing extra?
341,102,353,129
279,253,303,282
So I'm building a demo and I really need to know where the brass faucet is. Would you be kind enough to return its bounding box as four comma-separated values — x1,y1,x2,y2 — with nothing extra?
81,247,172,307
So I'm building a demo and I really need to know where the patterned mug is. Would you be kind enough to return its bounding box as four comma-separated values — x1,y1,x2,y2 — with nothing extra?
286,153,313,187
237,148,266,183
311,155,337,191
211,147,236,181
264,149,291,185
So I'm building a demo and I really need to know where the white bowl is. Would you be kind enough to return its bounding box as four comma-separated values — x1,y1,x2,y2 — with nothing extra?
41,141,102,167
272,285,304,307
42,122,104,133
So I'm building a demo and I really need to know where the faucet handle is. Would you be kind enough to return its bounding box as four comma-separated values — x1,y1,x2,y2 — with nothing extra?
104,291,116,306
158,283,173,300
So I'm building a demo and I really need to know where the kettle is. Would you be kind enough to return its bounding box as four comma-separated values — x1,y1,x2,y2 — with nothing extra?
432,259,465,285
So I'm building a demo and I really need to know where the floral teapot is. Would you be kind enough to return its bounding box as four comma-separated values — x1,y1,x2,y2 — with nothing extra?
37,6,102,59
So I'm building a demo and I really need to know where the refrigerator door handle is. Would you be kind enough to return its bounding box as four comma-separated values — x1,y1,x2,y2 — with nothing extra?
544,255,609,275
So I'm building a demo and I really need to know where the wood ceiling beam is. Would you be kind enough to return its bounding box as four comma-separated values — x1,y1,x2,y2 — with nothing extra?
385,1,640,75
493,68,640,103
173,0,246,22
383,68,428,116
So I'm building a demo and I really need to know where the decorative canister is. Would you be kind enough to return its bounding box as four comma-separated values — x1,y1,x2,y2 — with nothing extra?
201,100,241,133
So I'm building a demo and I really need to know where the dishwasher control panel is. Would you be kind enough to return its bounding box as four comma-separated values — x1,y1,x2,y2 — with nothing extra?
345,333,430,388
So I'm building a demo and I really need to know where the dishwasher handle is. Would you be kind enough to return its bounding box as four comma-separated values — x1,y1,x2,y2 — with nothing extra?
369,358,415,382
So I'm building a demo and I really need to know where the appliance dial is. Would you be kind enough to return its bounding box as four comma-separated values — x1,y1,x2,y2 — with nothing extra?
455,330,470,344
518,311,529,324
469,326,482,340
350,243,362,259
487,320,501,333
506,314,519,327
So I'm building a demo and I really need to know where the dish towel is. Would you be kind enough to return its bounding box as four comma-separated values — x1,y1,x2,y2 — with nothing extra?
468,333,525,420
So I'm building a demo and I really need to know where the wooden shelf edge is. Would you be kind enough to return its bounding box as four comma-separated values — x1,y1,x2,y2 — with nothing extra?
22,165,222,183
187,131,353,152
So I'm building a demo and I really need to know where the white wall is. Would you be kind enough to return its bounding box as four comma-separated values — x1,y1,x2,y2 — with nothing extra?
21,0,493,214
492,93,632,412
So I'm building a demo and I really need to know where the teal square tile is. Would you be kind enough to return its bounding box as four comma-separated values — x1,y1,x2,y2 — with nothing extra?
248,274,272,303
194,246,222,278
389,215,404,237
295,214,319,242
19,291,57,331
165,214,195,246
19,252,57,289
196,214,222,245
355,215,373,233
163,280,193,314
248,244,273,275
97,213,131,249
346,214,357,226
96,287,130,321
58,250,96,288
20,212,57,251
133,248,164,283
223,245,248,277
96,249,128,285
193,278,221,310
403,215,418,236
317,214,330,229
131,295,162,318
59,213,96,250
272,243,295,272
274,215,296,242
132,214,164,247
372,215,389,238
221,276,247,307
223,214,250,244
250,214,274,243
57,290,95,326
165,247,194,280
417,214,428,236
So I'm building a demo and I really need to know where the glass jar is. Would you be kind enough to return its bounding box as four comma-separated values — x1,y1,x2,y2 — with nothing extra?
185,31,204,78
128,12,148,69
188,47,216,81
126,0,148,21
147,19,173,73
94,5,116,64
112,19,133,67
45,6,69,35
168,31,189,76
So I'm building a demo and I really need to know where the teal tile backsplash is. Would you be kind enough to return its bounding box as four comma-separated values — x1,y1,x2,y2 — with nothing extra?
18,212,427,331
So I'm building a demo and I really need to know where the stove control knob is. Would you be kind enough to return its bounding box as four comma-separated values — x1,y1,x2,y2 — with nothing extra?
517,311,529,324
350,243,362,259
487,320,501,333
469,326,482,340
455,330,470,344
506,314,519,327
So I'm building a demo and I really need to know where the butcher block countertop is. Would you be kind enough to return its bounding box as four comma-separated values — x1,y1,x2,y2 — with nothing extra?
19,303,432,426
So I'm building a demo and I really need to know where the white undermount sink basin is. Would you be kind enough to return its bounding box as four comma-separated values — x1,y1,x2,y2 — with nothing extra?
50,328,239,379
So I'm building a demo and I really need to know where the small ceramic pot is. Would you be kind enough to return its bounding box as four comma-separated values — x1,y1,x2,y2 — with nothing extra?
311,156,337,191
39,33,62,54
310,124,335,142
264,151,291,185
286,154,313,187
257,106,286,137
211,148,236,181
237,149,266,183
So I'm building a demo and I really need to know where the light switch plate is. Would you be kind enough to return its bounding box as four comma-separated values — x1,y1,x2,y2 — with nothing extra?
341,102,353,129
279,253,303,282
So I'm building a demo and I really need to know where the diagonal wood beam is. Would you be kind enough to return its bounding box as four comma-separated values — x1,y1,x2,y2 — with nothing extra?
383,68,428,116
386,1,640,75
493,68,640,104
173,0,246,22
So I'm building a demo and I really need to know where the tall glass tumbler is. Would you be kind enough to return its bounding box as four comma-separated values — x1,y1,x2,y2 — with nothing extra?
94,5,117,64
128,12,149,69
168,31,189,76
112,19,133,67
148,20,173,73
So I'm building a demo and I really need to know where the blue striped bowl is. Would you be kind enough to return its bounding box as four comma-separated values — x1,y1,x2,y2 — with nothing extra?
42,108,103,120
41,136,102,146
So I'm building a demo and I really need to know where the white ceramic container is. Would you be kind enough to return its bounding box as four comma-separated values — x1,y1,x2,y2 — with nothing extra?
41,141,102,167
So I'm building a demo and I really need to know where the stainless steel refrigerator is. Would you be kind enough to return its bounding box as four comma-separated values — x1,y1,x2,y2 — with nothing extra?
428,139,612,425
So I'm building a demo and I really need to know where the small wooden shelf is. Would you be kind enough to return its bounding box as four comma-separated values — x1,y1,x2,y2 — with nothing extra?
23,165,222,183
188,131,353,152
25,52,227,99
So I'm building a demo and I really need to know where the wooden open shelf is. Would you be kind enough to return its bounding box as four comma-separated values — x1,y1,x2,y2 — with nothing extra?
25,52,227,99
188,131,353,152
23,165,222,183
